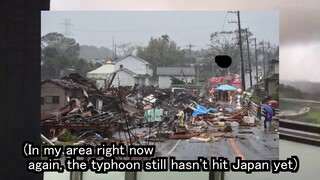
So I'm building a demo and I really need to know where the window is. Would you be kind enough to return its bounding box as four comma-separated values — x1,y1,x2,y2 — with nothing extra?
45,96,60,104
52,96,59,104
120,64,123,68
45,96,52,103
41,97,44,105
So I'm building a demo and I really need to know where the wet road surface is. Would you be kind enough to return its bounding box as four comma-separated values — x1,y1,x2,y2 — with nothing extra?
153,120,279,161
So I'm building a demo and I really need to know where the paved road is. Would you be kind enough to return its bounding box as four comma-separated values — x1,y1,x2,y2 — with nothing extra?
153,121,279,161
279,107,309,117
281,98,320,104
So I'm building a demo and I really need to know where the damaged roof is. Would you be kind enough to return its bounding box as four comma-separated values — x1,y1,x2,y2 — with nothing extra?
41,79,94,91
41,73,97,91
157,67,195,76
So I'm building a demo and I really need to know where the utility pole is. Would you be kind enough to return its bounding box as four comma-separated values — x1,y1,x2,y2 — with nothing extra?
253,38,259,84
197,63,200,96
261,40,266,78
267,40,271,74
245,28,252,87
237,11,246,91
228,11,246,91
114,43,117,59
112,36,115,60
188,43,195,59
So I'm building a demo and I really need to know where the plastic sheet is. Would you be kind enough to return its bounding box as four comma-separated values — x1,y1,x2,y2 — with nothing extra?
191,104,217,117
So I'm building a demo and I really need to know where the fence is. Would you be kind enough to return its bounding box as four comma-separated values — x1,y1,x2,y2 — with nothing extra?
249,101,279,118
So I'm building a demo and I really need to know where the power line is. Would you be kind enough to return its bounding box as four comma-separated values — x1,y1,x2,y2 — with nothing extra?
221,12,229,31
242,19,277,24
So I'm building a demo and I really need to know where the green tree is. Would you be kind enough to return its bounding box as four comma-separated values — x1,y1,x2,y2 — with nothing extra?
208,29,253,75
137,35,185,76
117,43,136,56
41,32,91,80
79,45,113,61
280,84,303,99
74,58,91,77
161,34,170,42
170,76,185,84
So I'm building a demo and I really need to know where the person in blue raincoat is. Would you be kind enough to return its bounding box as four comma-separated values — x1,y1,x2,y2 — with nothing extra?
260,102,275,130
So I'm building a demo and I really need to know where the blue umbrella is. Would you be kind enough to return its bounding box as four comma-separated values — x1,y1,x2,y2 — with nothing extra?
262,104,274,121
262,104,274,115
215,84,237,91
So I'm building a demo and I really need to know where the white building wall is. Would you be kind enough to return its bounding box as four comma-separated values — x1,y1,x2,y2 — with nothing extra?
115,56,152,75
112,71,135,87
145,77,150,86
95,79,105,89
158,76,171,89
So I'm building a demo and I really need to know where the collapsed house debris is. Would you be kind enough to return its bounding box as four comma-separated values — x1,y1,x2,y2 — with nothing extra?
41,73,278,156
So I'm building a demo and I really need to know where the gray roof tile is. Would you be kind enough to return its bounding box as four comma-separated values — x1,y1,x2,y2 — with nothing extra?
157,67,195,76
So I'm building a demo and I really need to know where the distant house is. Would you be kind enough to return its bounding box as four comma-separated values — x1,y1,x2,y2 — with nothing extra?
87,60,115,89
265,58,279,96
157,67,195,89
111,55,153,87
268,58,279,75
41,73,99,116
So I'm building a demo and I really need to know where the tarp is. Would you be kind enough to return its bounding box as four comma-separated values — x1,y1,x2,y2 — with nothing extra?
192,105,217,117
232,79,241,84
215,84,237,91
210,77,222,83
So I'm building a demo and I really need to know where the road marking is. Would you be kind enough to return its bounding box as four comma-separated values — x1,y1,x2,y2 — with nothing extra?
166,139,181,156
227,132,246,160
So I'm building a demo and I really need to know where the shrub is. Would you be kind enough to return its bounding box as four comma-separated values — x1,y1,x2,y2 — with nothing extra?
58,130,74,142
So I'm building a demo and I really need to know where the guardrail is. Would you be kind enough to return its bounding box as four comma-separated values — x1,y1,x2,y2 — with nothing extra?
280,119,320,147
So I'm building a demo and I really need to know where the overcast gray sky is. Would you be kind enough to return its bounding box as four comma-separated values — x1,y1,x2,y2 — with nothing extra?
47,0,320,82
41,11,278,50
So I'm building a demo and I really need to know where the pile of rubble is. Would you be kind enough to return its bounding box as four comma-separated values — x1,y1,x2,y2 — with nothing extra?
41,73,261,147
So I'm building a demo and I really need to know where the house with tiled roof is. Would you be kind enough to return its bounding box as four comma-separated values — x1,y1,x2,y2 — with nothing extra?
41,73,99,115
111,55,153,87
157,67,195,89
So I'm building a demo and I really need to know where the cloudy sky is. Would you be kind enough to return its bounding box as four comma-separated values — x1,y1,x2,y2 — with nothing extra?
47,0,320,81
42,11,278,50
